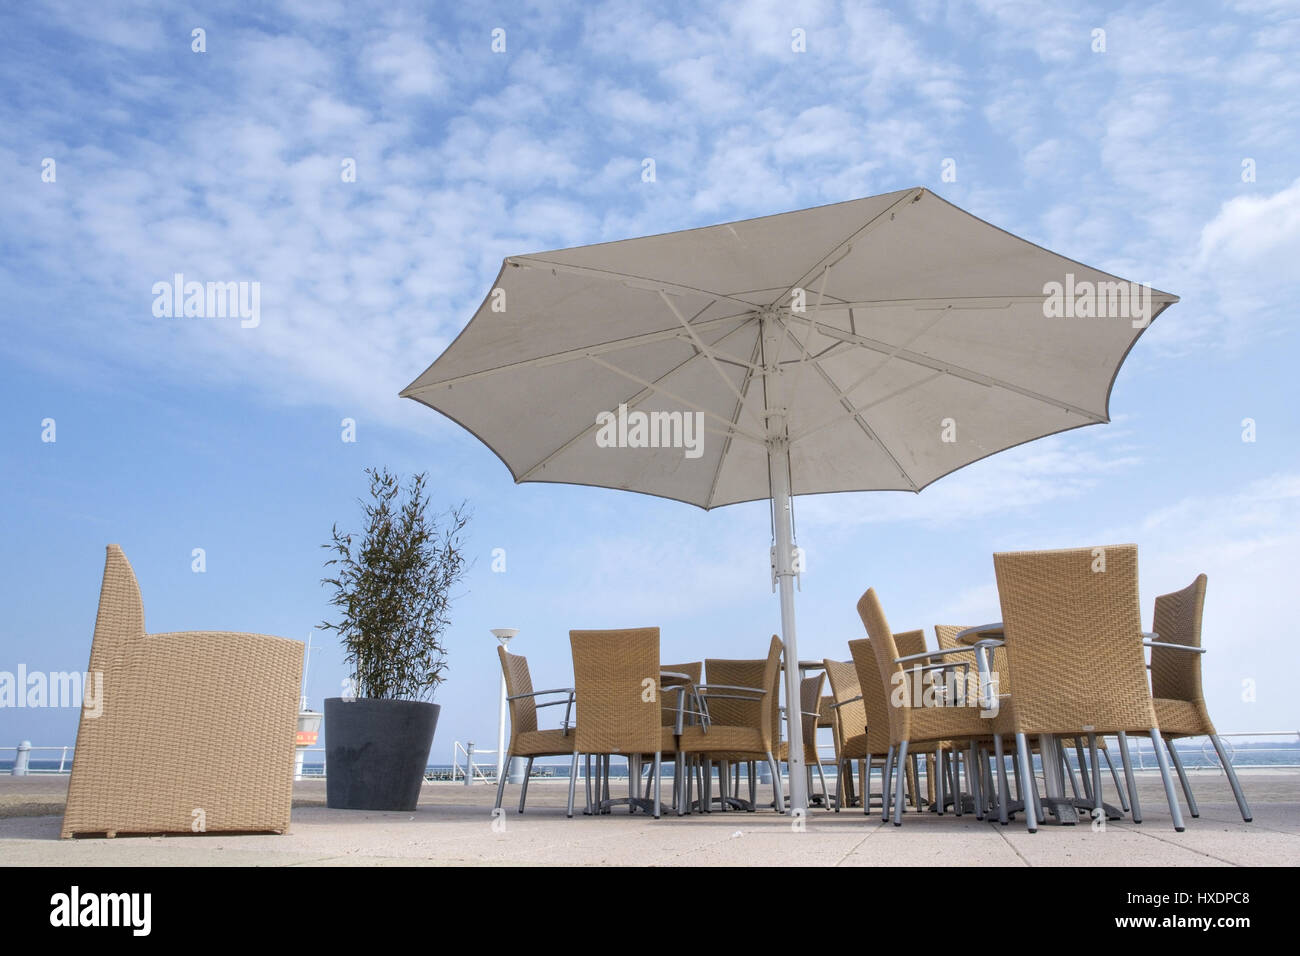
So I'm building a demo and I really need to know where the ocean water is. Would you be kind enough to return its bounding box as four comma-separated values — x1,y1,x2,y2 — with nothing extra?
7,740,1297,778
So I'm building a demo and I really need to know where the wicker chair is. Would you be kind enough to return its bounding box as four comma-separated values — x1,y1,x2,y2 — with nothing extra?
678,636,784,814
61,545,302,838
684,651,781,811
494,647,577,814
936,623,1131,819
824,657,877,811
991,545,1186,832
855,590,992,826
778,672,829,808
1150,575,1251,822
650,661,702,811
568,628,666,818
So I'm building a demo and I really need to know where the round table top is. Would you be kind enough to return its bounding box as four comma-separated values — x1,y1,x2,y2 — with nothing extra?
955,622,1004,645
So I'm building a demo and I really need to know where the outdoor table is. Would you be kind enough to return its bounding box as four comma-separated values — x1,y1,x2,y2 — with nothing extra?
954,623,1123,825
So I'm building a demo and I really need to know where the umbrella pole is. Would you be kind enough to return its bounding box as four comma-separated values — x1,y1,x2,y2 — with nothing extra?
770,441,808,815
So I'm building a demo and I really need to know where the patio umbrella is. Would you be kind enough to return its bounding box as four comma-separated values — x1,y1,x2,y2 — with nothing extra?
400,186,1177,812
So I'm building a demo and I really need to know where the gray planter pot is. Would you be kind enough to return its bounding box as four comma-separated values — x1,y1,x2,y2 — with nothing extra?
324,698,439,811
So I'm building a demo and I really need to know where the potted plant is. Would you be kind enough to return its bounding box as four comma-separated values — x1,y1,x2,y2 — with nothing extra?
320,467,469,810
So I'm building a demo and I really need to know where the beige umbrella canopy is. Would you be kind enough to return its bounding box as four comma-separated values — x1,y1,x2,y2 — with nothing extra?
401,186,1177,811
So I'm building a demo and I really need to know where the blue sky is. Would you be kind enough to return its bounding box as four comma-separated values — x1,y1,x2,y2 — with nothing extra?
2,0,1299,761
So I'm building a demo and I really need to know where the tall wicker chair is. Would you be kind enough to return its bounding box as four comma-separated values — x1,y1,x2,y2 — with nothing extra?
568,628,666,819
991,545,1186,832
61,545,302,838
1150,575,1251,822
855,590,991,826
494,647,577,814
678,636,784,814
824,657,877,811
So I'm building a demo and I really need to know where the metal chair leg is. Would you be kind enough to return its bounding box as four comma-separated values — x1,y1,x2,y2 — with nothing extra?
1210,734,1252,823
494,750,510,811
1102,742,1129,812
1164,737,1199,818
1148,728,1186,832
583,754,592,813
862,754,873,815
677,754,690,816
1088,732,1103,815
892,741,910,826
518,756,534,813
653,752,662,819
813,759,829,808
1075,739,1093,803
1015,733,1037,833
881,746,896,822
909,753,922,811
766,752,784,813
567,751,580,818
1116,732,1141,822
952,749,964,817
993,735,1009,825
935,747,946,816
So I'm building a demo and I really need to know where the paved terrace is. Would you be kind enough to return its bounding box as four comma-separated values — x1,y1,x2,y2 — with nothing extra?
2,771,1297,866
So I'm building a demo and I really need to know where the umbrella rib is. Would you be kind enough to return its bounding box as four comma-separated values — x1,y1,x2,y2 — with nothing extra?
585,355,767,446
400,312,752,393
508,255,763,309
516,318,759,480
783,312,1105,421
779,293,1179,312
706,333,763,509
767,187,923,310
658,290,749,405
777,324,920,490
834,307,950,398
791,371,946,446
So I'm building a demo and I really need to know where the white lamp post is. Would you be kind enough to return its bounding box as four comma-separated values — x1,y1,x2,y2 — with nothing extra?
490,628,519,783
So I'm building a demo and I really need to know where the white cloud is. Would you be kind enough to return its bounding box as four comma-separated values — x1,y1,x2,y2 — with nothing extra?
797,424,1142,529
361,34,448,98
1198,178,1300,271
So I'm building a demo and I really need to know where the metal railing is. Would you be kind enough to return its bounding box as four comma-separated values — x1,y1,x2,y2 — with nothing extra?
1126,731,1299,772
0,743,73,775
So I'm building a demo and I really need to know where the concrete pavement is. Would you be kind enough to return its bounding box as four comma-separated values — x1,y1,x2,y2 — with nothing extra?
2,771,1296,866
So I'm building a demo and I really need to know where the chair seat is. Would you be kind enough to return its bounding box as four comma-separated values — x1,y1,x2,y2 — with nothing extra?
904,704,991,746
777,741,828,763
677,724,766,756
515,728,578,756
1154,697,1214,738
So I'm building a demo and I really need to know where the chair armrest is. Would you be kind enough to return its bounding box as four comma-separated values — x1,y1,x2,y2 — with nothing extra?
508,687,575,700
1143,641,1206,654
895,646,982,665
697,683,766,695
